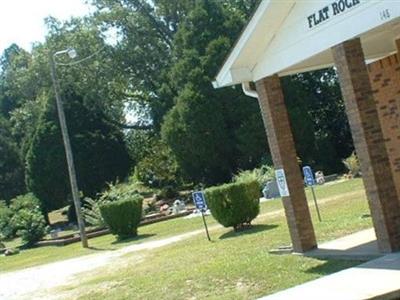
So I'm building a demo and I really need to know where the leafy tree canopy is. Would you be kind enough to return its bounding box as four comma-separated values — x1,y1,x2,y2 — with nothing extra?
162,0,267,185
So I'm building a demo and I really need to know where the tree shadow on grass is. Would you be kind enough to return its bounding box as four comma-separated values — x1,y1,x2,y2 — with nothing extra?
219,224,279,240
111,233,156,245
87,246,114,251
305,259,363,275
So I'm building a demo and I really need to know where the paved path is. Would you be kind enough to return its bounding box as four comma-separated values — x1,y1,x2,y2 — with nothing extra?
0,230,203,300
259,252,400,300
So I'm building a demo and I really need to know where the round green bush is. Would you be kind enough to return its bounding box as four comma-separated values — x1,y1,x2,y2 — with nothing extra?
99,195,143,239
205,181,260,231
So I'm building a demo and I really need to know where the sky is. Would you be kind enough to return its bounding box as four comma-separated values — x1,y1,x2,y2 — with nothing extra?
0,0,138,123
0,0,93,54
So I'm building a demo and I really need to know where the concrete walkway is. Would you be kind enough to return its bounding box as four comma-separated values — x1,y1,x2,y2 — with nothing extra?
259,252,400,300
262,228,400,300
305,228,382,261
264,228,400,299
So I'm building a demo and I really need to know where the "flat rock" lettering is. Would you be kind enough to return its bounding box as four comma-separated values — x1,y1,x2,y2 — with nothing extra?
307,0,361,29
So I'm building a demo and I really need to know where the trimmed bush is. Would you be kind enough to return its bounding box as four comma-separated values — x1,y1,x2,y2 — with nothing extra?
205,181,260,231
84,182,142,229
100,195,143,239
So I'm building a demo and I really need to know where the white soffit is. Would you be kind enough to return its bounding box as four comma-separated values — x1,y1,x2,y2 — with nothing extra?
213,0,295,88
214,0,400,88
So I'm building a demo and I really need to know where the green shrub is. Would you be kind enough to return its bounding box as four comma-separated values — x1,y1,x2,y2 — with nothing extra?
0,194,43,240
233,165,275,187
143,198,157,215
9,193,41,212
12,208,47,246
100,195,143,239
100,182,139,203
82,197,110,228
343,152,360,177
84,182,142,229
205,181,260,231
0,201,14,239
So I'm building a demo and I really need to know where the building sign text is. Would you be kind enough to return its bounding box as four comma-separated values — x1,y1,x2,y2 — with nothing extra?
307,0,361,29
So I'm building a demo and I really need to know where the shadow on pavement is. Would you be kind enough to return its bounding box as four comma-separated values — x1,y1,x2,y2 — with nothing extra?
305,240,381,261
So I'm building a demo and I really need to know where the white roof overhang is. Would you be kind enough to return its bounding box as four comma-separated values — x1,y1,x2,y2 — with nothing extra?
213,0,400,88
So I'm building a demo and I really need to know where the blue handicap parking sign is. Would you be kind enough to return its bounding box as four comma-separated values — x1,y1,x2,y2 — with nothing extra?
192,191,207,211
303,166,315,186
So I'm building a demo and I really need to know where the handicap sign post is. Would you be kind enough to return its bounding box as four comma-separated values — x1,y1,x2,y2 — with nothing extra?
303,166,315,186
302,166,322,222
192,191,211,241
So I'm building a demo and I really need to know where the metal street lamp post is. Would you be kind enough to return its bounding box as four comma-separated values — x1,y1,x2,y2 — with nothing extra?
50,48,88,248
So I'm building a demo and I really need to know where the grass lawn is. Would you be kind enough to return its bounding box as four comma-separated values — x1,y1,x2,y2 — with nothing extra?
1,179,369,278
53,178,371,300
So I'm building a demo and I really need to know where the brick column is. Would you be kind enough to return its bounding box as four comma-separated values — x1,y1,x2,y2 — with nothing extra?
332,38,400,253
256,75,317,253
367,52,400,208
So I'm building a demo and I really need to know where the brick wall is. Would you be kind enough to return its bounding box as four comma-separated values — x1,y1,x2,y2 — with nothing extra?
333,38,400,252
367,54,400,203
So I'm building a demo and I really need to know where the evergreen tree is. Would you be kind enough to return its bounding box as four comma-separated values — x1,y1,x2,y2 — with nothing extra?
0,117,25,201
26,90,131,215
282,69,353,173
162,0,267,185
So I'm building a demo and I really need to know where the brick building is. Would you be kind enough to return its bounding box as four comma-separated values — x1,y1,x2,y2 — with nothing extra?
213,0,400,254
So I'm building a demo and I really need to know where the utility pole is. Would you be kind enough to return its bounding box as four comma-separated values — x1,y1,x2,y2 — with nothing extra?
50,52,88,248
